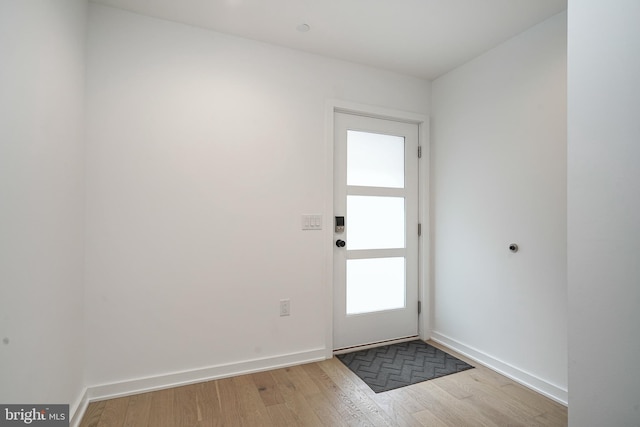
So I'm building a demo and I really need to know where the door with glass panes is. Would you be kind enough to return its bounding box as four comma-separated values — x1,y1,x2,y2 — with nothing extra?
333,112,419,350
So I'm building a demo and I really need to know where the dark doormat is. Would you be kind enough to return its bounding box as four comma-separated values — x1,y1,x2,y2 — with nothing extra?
336,340,473,393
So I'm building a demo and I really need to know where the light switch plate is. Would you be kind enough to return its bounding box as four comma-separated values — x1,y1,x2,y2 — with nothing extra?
301,214,322,230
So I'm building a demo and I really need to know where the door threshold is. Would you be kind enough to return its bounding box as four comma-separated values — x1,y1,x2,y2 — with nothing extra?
333,335,420,355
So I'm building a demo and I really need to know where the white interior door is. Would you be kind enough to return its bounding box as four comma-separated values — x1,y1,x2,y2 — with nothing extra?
333,111,420,350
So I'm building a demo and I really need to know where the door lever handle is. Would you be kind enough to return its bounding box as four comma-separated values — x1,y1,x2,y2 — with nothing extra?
336,240,346,248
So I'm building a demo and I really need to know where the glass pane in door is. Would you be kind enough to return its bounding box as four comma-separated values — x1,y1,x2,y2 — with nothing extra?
347,130,404,188
346,257,406,314
347,196,405,250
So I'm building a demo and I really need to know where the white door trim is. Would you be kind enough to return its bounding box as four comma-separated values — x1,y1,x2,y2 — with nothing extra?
323,99,430,358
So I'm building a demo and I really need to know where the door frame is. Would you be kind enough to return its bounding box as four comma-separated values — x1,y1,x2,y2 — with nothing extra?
323,100,430,357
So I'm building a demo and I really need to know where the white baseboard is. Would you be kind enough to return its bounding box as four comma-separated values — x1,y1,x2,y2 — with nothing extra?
70,388,89,427
430,331,568,406
71,347,327,425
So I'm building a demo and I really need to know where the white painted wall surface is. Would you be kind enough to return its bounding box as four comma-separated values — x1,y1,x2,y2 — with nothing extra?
430,13,567,401
567,1,640,425
0,0,87,411
85,5,429,388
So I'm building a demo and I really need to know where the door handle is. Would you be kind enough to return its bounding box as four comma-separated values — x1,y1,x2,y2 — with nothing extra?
336,240,346,248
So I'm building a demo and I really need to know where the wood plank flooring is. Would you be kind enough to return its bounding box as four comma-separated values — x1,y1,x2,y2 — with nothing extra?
79,341,567,426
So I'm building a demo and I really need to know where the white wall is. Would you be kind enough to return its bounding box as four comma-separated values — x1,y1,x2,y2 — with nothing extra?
430,13,567,402
567,1,640,425
0,0,87,412
85,4,429,389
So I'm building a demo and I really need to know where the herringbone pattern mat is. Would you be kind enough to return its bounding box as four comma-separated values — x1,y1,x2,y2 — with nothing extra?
337,340,473,393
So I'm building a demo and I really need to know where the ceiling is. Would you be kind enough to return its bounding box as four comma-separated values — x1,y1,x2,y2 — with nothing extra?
90,0,567,80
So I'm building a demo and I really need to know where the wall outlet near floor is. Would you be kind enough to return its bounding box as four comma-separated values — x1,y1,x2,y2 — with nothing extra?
279,299,290,316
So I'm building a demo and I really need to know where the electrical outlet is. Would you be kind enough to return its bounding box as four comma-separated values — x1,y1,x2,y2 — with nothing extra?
279,299,290,317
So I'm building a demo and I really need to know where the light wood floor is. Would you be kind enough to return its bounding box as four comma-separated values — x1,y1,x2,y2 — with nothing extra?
79,341,567,426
